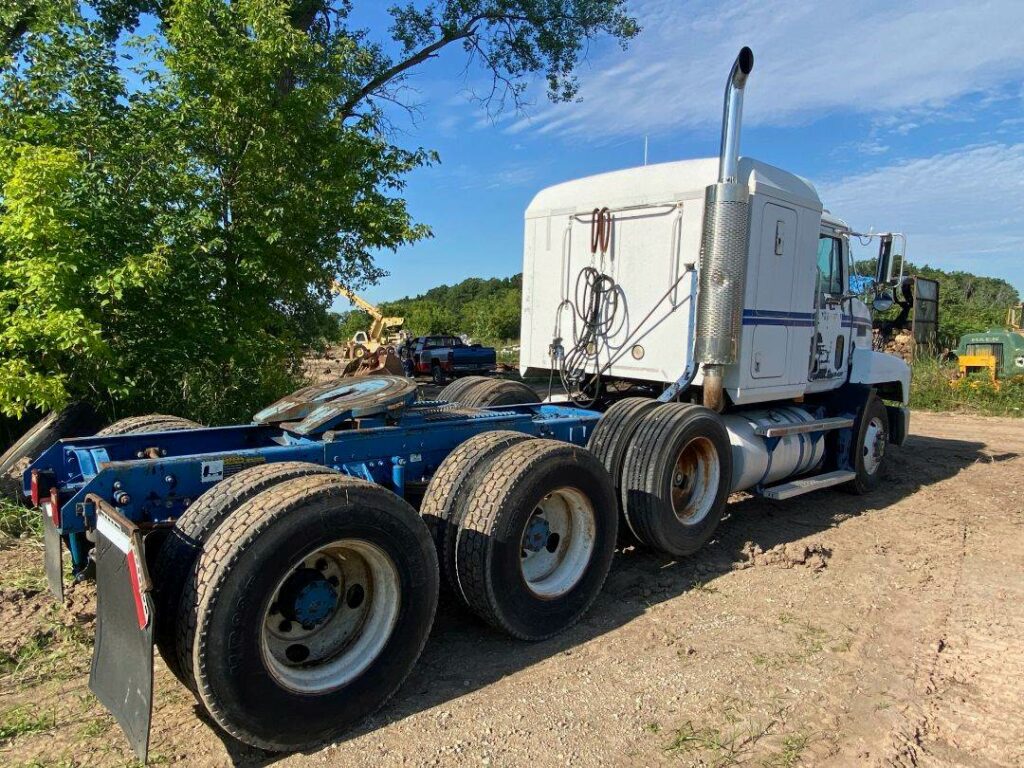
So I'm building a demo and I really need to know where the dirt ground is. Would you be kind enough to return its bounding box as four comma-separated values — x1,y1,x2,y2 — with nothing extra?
1,410,1022,767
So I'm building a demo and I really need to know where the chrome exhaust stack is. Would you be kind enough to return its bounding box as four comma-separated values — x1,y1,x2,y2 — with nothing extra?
694,47,754,412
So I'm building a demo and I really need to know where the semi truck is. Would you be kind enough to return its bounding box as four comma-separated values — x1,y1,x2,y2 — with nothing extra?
19,47,909,762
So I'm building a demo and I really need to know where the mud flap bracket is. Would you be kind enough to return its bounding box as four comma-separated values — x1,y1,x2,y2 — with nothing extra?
88,499,155,764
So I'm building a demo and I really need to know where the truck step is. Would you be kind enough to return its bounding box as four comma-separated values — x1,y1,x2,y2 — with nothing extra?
754,416,854,438
759,470,857,500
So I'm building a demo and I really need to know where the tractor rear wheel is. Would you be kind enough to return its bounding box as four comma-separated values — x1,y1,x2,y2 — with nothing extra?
454,439,616,640
456,379,541,408
185,474,438,751
620,404,732,557
153,461,338,687
437,375,490,404
97,414,201,436
587,397,660,546
419,430,534,598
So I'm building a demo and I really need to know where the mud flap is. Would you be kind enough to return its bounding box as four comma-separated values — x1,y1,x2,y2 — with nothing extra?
42,512,64,602
89,506,155,763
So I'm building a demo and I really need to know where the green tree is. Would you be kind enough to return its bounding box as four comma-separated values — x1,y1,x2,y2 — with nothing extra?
856,259,1020,349
0,1,638,421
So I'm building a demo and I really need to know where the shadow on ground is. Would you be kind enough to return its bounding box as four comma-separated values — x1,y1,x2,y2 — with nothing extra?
207,432,1001,766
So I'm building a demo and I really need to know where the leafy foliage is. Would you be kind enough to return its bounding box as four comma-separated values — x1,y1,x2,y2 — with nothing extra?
0,1,638,422
910,357,1023,417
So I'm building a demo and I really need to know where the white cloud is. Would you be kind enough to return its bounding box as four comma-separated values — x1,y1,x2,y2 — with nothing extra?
507,0,1024,138
818,143,1024,290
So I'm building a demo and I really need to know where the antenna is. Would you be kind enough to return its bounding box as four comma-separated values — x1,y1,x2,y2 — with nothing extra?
643,135,649,166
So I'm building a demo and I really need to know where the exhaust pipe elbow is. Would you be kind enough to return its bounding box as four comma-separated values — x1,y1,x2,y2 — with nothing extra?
730,46,754,89
719,47,755,183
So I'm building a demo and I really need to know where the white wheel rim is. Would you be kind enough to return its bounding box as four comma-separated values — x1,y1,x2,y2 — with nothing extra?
863,416,886,475
261,539,400,694
519,487,596,599
671,436,720,525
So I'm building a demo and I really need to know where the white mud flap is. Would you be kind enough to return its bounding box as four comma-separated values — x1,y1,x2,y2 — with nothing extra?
89,505,155,763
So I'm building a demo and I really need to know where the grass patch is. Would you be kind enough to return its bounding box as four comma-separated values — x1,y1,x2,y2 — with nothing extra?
910,357,1024,417
0,630,57,676
0,704,56,741
0,605,92,686
0,498,41,543
78,715,112,738
664,717,780,766
762,731,811,767
1,563,47,592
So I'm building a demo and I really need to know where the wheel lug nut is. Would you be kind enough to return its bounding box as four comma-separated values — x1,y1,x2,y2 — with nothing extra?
315,558,328,571
279,619,292,633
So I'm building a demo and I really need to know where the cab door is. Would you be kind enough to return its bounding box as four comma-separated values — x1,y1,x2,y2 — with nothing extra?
810,232,851,382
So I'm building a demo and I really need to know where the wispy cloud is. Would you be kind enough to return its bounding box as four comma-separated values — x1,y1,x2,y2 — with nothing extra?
819,143,1024,290
506,0,1024,139
434,162,538,191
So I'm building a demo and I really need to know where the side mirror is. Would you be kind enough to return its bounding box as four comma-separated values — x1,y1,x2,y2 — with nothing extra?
875,235,894,286
872,292,894,313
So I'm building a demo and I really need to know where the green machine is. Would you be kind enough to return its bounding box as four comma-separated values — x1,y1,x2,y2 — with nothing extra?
956,304,1024,380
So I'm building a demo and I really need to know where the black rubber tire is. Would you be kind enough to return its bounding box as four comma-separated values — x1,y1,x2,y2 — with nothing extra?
437,375,491,404
621,403,732,557
457,379,541,408
843,393,889,495
186,474,438,751
153,461,338,688
431,363,446,385
96,414,201,436
419,430,534,599
454,439,617,640
587,397,660,545
0,402,104,500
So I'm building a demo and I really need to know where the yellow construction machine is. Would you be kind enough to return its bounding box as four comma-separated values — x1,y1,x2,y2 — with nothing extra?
331,283,408,377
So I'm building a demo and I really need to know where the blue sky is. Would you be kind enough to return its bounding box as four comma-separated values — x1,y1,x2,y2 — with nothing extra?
343,0,1023,310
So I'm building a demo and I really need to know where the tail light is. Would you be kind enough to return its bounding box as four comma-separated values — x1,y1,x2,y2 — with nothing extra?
30,470,55,507
47,487,61,527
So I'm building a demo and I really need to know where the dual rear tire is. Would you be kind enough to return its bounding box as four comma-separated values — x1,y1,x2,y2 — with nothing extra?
590,400,733,558
161,440,615,751
160,466,438,752
421,435,617,640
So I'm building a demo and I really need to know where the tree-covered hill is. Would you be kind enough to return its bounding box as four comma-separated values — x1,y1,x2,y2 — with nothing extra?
337,275,523,343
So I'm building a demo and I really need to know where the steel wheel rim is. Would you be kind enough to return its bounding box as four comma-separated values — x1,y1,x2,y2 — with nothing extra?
519,487,596,599
261,539,400,694
670,436,720,525
863,416,886,475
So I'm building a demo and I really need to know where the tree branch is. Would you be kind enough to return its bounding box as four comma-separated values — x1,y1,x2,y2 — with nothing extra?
338,15,490,119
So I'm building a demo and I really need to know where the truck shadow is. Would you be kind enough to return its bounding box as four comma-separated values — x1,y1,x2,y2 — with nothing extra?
212,432,1004,766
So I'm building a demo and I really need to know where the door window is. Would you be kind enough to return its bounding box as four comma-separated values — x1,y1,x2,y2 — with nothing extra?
816,235,844,304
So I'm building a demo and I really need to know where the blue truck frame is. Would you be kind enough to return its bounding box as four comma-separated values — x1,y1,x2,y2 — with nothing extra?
28,400,598,577
24,395,600,762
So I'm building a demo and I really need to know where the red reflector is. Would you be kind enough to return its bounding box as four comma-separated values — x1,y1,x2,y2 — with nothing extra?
126,550,150,630
48,487,61,527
